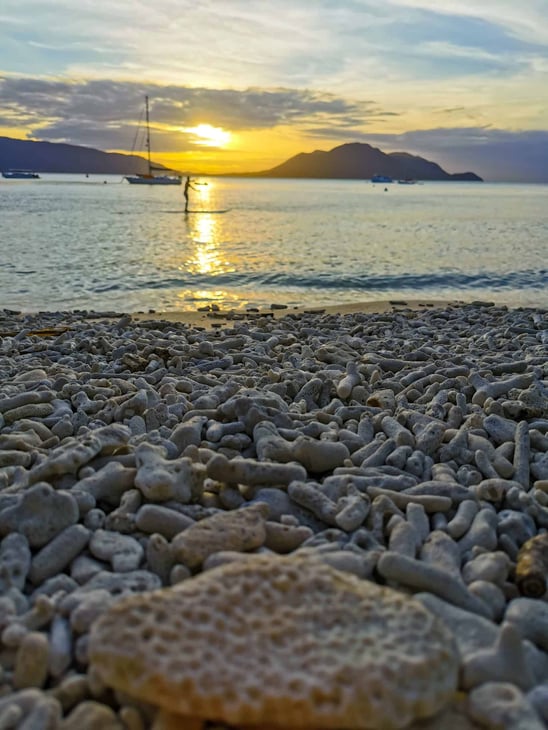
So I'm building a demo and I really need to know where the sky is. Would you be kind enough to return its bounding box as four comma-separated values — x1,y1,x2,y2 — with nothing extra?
1,0,548,180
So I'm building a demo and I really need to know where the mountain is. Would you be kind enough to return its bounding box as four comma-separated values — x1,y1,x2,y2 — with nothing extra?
0,137,169,175
251,142,482,181
1,136,482,181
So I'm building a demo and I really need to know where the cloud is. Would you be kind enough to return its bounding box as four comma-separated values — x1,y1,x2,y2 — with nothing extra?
386,0,548,45
2,0,547,92
0,75,393,150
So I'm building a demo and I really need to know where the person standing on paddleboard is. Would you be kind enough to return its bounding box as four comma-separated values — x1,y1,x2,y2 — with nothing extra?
184,176,198,213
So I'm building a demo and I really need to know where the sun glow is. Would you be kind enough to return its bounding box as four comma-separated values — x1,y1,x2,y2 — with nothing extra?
185,124,232,147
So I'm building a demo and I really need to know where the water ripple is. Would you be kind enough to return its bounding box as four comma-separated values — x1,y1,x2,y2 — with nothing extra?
132,268,547,293
2,177,548,311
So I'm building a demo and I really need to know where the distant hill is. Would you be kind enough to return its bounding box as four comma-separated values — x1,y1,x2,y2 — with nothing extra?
1,136,482,181
250,142,482,181
0,136,169,175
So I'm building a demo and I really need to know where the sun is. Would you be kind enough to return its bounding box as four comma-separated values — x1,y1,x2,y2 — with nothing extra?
185,124,232,147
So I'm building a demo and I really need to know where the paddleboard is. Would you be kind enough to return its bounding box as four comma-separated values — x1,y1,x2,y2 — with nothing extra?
186,209,229,214
162,209,230,214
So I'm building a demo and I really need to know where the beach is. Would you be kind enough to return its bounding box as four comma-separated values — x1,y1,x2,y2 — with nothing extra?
0,299,547,728
128,298,461,328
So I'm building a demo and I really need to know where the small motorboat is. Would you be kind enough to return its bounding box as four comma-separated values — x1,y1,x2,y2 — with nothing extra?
2,169,40,179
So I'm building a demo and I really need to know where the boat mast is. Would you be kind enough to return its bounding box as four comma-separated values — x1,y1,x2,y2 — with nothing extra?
145,95,152,175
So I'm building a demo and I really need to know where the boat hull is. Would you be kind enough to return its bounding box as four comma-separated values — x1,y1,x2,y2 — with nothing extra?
2,171,40,179
125,175,181,186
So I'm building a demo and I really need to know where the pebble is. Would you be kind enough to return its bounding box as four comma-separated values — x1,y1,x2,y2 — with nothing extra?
468,682,546,730
506,598,548,652
0,302,547,728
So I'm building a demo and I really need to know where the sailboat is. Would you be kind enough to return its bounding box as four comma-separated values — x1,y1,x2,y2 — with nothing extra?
125,96,182,185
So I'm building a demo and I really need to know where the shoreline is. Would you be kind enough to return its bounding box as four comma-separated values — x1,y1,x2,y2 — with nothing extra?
1,298,464,334
126,297,479,328
2,297,546,335
2,297,546,342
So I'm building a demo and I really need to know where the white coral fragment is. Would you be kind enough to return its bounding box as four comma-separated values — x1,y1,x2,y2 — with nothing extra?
89,553,459,729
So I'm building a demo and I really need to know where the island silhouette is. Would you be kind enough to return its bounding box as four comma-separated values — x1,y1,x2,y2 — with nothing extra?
0,137,482,181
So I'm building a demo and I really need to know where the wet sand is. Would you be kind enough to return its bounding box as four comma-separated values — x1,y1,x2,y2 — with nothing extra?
129,298,467,329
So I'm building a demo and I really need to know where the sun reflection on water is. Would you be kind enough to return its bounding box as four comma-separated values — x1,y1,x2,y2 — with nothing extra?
144,179,275,310
184,213,234,277
175,288,250,309
175,197,249,308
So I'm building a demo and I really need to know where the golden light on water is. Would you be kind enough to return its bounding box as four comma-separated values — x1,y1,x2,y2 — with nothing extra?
183,208,235,280
185,217,217,273
195,214,215,249
175,288,233,307
157,182,251,310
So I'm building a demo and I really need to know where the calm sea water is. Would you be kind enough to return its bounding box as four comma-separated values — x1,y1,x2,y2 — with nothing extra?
1,175,547,313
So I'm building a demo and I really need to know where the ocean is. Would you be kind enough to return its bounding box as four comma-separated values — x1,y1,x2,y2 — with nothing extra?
1,175,547,313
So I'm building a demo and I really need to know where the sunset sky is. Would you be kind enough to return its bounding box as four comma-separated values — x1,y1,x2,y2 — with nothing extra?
2,0,548,180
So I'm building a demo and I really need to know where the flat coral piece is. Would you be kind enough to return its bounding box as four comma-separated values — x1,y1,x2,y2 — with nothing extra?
89,553,458,729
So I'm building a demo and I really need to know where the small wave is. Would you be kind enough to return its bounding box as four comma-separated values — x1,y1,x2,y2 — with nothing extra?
91,283,123,293
253,270,548,292
125,269,548,294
